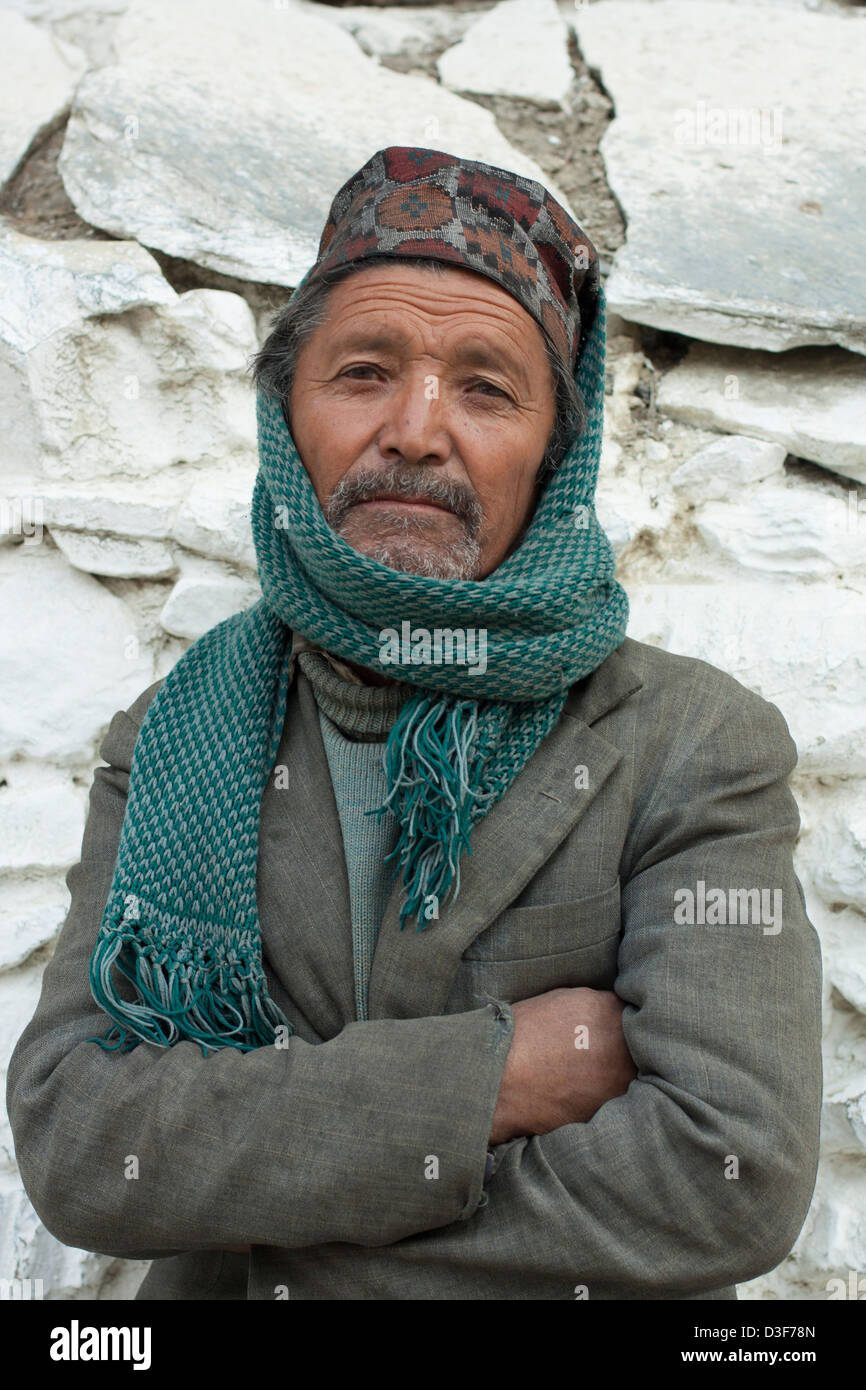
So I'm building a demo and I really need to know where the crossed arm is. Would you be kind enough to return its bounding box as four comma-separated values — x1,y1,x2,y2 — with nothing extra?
6,680,823,1296
221,985,638,1253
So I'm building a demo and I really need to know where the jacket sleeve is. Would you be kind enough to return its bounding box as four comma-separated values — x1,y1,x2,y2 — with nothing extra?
354,675,824,1297
5,688,513,1260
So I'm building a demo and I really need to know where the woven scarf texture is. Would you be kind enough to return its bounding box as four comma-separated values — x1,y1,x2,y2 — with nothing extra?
88,280,628,1055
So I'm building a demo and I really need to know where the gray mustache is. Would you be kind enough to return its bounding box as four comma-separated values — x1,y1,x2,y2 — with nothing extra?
330,468,483,531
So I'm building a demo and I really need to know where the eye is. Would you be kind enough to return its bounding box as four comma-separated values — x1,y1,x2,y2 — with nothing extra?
470,379,513,402
340,364,383,380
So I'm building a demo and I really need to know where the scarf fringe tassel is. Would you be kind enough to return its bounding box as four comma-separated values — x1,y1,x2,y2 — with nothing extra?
87,895,293,1056
366,693,497,931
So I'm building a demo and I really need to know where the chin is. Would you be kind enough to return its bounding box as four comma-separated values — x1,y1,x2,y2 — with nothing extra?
340,530,482,582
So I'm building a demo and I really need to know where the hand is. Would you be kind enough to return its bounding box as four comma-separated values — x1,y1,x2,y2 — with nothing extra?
489,986,637,1144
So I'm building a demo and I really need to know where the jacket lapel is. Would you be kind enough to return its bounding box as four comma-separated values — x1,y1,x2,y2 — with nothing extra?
367,643,643,1021
258,660,356,1038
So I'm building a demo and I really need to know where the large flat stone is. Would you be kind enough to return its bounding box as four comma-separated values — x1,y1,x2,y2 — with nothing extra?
172,464,258,569
14,479,186,542
50,528,178,578
437,0,573,108
575,1,866,354
20,2,132,70
0,543,153,763
0,226,258,482
694,476,866,579
669,436,787,503
302,1,473,62
4,462,259,569
0,222,176,355
159,557,260,640
656,342,866,483
0,10,85,187
0,877,71,974
0,764,85,873
627,582,866,777
58,0,576,287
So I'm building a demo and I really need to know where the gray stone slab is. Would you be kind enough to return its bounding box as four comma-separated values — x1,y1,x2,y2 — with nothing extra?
59,0,576,286
657,341,866,482
575,0,866,354
0,224,257,484
0,10,84,187
627,581,866,776
437,0,573,108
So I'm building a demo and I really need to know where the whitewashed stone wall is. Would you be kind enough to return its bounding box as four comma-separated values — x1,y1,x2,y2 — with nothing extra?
1,0,863,1301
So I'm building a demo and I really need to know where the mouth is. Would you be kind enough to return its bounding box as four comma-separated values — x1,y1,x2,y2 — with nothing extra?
354,495,454,515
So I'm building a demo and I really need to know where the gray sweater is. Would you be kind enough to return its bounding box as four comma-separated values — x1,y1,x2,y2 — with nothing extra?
294,645,417,1021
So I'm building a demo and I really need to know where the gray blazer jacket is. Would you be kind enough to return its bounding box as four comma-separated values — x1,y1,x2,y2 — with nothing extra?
6,635,823,1300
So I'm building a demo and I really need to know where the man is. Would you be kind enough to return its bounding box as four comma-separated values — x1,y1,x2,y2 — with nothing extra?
6,147,822,1300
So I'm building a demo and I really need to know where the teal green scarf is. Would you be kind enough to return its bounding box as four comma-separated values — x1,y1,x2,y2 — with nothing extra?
89,282,627,1055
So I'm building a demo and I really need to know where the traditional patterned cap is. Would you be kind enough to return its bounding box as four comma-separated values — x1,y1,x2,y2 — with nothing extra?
306,145,601,372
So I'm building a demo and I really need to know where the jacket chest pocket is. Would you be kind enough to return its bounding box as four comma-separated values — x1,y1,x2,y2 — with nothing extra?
446,879,622,1011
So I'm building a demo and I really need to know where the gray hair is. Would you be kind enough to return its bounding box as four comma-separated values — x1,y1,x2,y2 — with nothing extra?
250,256,586,489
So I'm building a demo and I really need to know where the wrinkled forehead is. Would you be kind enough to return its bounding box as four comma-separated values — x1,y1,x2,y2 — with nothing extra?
311,259,558,385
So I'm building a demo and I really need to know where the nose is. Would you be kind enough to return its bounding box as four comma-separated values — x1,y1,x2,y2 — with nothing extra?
376,367,451,466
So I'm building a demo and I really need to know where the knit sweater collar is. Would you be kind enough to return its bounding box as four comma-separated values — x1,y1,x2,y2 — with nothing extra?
291,632,416,741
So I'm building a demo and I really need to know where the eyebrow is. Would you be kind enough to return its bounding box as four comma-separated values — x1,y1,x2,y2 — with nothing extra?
326,327,530,392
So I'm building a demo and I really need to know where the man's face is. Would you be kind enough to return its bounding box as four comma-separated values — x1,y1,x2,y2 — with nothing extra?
287,262,557,581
